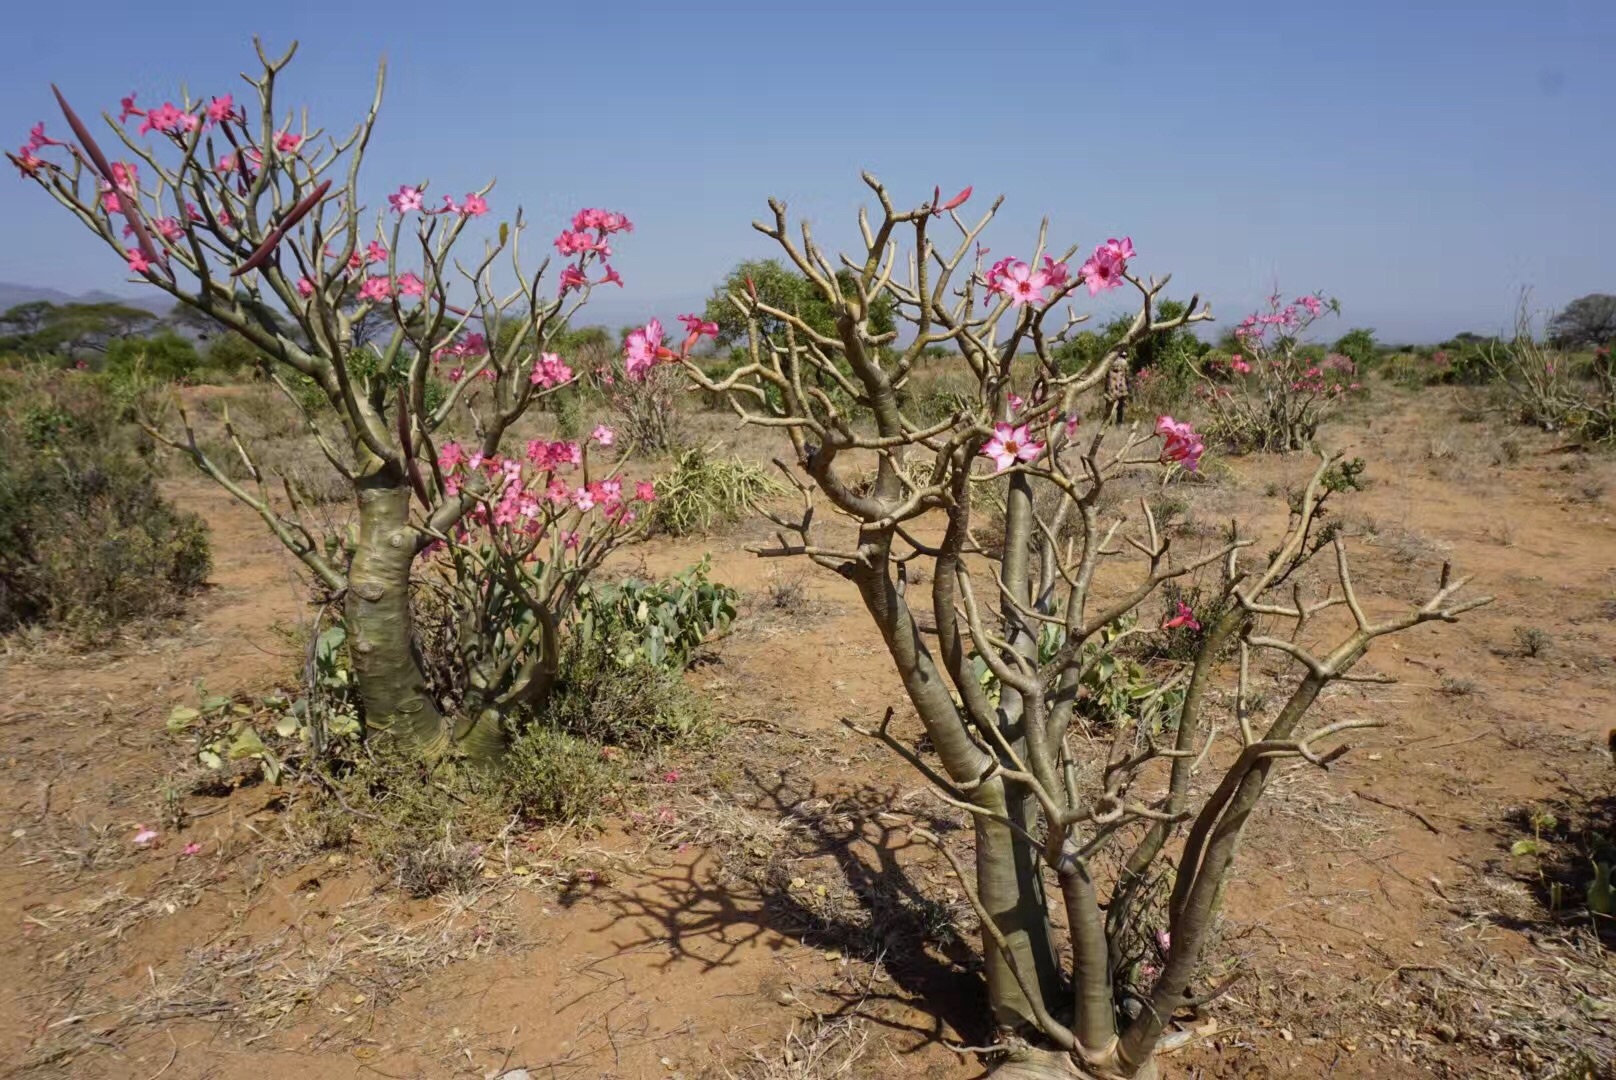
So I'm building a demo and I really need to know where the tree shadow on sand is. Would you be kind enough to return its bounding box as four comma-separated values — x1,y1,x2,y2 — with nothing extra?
561,763,1002,1068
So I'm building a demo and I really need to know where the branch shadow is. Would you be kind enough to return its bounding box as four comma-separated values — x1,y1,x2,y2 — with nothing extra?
564,764,998,1063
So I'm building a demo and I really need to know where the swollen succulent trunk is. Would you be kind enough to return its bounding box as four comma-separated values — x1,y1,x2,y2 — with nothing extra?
345,477,458,756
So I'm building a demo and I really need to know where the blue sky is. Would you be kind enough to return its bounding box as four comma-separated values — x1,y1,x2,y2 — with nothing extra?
4,0,1613,343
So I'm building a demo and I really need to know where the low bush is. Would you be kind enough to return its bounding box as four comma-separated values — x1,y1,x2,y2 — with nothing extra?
0,367,210,638
648,447,784,536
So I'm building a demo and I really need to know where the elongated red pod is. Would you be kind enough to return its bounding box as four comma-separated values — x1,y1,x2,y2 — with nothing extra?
51,84,115,183
232,179,331,277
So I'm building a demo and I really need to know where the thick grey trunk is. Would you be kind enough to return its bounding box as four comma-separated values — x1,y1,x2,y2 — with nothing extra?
345,480,450,754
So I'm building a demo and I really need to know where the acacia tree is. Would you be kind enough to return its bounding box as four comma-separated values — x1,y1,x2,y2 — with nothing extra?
674,175,1490,1078
11,42,656,763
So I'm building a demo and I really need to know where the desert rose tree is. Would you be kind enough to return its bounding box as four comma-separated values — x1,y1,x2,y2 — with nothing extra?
10,41,667,763
673,175,1489,1077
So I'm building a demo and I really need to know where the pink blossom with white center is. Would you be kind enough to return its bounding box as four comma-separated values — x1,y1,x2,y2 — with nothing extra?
573,487,595,512
635,481,657,502
388,185,423,214
398,272,425,298
275,131,302,152
133,826,158,846
591,424,615,447
979,422,1043,473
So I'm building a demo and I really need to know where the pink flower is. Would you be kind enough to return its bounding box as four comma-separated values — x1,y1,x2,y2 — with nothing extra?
1099,236,1136,262
153,216,183,242
624,318,670,379
27,122,62,150
663,770,681,783
126,248,153,274
438,194,462,215
182,842,203,857
358,276,392,303
118,93,143,124
140,101,197,136
530,351,573,388
364,240,389,265
14,146,45,177
438,441,467,472
555,229,608,256
1002,261,1051,307
1007,391,1025,412
447,366,464,383
1163,601,1200,632
558,264,588,295
1064,413,1080,437
591,424,615,446
110,161,138,195
460,192,488,217
980,422,1043,473
572,207,633,234
215,154,237,175
132,826,158,846
599,264,624,289
206,95,235,125
573,487,596,512
397,271,425,298
1297,295,1324,317
983,256,1014,297
275,131,302,152
388,185,424,214
635,480,657,502
677,313,719,351
1155,415,1204,472
1042,256,1071,290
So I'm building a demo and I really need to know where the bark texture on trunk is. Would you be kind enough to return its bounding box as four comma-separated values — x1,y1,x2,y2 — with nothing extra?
345,480,450,754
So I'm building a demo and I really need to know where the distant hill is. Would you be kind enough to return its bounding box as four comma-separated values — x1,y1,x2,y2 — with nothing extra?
0,281,170,317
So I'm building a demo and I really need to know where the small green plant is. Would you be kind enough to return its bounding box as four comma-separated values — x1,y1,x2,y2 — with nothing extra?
648,447,784,536
575,556,738,671
1515,625,1552,658
1438,676,1478,697
503,725,625,823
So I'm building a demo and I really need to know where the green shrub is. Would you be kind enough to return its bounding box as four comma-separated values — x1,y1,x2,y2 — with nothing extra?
0,367,210,638
649,447,783,536
503,724,626,822
105,330,203,383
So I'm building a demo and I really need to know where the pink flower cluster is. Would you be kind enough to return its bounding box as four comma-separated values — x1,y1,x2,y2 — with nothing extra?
1078,237,1134,296
530,351,574,388
1234,293,1329,343
984,255,1071,308
555,208,633,297
388,185,490,218
622,314,718,380
1155,415,1204,471
436,432,653,540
